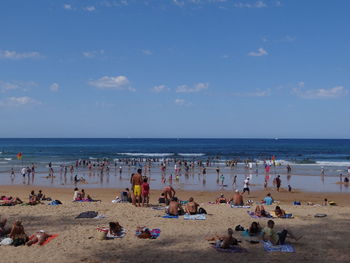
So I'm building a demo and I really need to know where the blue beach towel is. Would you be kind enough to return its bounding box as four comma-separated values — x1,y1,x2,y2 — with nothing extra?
184,214,206,220
247,211,272,219
162,214,179,219
231,205,250,208
211,244,247,253
263,241,295,252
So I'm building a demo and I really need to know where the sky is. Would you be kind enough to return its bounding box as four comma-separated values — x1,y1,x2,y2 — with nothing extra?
0,0,349,138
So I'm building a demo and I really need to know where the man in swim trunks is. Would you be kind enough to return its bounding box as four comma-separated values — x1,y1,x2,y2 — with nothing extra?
167,197,183,216
132,169,142,207
230,190,244,206
262,220,302,245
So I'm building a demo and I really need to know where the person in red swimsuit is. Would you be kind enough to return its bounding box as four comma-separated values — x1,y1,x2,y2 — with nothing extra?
141,177,150,207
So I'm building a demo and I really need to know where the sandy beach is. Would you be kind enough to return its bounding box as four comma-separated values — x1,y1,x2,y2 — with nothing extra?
0,185,349,263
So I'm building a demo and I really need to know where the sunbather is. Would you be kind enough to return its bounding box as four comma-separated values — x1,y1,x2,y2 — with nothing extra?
248,222,262,237
26,230,52,246
207,228,238,249
274,206,286,218
167,197,184,216
107,222,124,238
0,216,10,236
263,193,274,205
162,185,176,204
28,190,39,205
9,220,28,246
262,220,302,245
185,197,199,215
229,190,244,206
255,205,269,217
216,194,227,204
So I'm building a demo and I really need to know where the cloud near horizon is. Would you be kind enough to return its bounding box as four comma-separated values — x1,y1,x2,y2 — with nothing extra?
248,47,268,57
293,85,348,99
0,96,41,107
0,50,42,60
176,82,208,93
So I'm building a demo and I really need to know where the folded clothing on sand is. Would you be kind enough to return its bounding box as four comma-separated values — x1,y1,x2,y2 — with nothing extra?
231,205,251,208
162,214,179,219
75,211,98,219
97,228,126,239
184,214,206,220
263,241,295,252
135,228,161,239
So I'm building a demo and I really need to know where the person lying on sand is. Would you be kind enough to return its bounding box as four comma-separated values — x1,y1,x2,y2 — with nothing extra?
167,197,184,216
0,196,23,205
229,190,243,206
136,226,152,239
207,228,238,249
274,206,286,218
216,194,227,204
26,230,52,246
9,220,28,246
185,197,199,215
255,205,269,217
262,220,302,245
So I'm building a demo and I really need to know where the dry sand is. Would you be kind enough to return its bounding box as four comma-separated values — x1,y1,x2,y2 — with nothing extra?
0,185,349,263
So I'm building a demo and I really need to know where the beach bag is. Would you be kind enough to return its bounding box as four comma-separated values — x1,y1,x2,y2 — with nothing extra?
0,238,13,246
293,201,301,205
97,230,107,240
235,225,245,232
198,207,207,214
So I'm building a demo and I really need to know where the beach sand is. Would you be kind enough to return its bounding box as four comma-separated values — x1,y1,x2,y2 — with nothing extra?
0,185,349,263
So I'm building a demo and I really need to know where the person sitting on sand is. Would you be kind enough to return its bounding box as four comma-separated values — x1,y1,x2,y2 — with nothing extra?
9,220,28,246
274,206,286,218
167,197,184,216
230,190,244,206
136,226,152,239
73,187,81,201
158,193,166,204
207,228,238,249
255,205,269,217
162,185,176,204
28,190,39,205
26,230,52,246
263,193,274,205
262,220,302,245
185,197,199,215
106,222,123,238
121,188,132,203
0,216,10,236
248,221,262,237
216,194,227,204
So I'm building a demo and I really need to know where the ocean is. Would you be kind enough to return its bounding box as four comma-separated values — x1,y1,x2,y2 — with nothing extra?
0,138,350,192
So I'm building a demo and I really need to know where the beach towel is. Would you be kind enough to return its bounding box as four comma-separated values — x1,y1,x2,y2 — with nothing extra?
151,206,167,211
270,212,294,219
75,211,98,219
231,205,251,208
97,228,126,239
263,241,295,252
94,214,107,219
162,214,179,219
135,228,161,239
184,214,206,220
41,234,59,246
314,213,327,218
247,211,272,219
48,200,62,206
211,243,247,253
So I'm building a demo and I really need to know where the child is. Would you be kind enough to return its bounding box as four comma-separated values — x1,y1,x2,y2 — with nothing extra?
141,178,150,207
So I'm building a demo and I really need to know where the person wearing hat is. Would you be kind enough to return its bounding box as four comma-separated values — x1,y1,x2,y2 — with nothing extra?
215,193,227,204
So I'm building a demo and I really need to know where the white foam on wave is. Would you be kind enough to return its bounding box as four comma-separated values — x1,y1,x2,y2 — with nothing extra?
117,153,174,157
4,158,12,161
316,161,350,167
178,153,205,157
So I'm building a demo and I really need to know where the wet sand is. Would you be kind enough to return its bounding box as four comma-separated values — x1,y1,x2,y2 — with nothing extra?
0,185,350,263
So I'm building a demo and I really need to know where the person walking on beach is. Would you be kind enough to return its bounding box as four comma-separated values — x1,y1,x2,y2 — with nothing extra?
242,177,250,195
132,169,142,207
276,175,281,192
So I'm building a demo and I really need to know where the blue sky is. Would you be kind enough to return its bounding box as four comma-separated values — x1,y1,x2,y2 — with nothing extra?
0,0,349,138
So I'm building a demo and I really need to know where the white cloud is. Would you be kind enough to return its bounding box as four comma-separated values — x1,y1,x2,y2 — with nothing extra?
63,4,72,10
281,35,296,42
173,0,185,7
151,85,169,93
82,49,105,58
50,83,60,92
221,54,230,59
0,50,42,60
293,85,348,99
89,75,135,91
84,6,96,12
232,88,271,97
141,49,152,55
174,98,186,106
0,81,37,92
0,96,40,107
248,47,268,57
234,1,267,8
176,82,209,93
